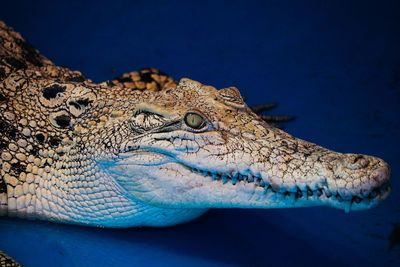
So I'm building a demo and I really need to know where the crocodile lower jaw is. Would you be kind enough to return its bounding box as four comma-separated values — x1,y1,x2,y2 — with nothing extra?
187,165,391,211
114,150,390,211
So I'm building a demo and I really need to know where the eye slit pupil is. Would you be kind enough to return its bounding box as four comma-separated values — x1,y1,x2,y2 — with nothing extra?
185,113,205,129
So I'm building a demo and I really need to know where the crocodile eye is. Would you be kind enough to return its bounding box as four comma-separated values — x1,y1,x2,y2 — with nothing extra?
184,113,205,129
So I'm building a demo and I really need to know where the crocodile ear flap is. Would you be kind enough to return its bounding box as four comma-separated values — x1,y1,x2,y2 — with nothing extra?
217,86,246,109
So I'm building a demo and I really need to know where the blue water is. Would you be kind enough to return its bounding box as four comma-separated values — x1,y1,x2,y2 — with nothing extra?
1,1,399,266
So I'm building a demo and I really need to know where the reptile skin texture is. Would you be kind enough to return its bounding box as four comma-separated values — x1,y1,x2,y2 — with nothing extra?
0,21,391,265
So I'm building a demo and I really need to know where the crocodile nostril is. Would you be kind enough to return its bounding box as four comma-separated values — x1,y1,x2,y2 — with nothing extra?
344,154,370,170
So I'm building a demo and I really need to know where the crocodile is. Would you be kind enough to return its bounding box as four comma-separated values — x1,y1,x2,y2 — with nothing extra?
0,21,391,265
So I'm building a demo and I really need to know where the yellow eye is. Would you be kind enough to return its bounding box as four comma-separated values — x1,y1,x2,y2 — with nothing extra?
184,113,205,129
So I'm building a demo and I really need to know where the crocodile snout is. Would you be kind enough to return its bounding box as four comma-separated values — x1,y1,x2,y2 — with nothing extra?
342,153,390,187
370,163,391,185
330,153,391,203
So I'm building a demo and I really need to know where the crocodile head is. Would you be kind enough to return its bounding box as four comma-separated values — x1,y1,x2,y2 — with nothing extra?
0,21,391,228
100,78,391,217
1,74,391,227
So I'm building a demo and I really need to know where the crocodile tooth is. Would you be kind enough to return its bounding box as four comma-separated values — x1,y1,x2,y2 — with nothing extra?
231,176,237,185
336,193,344,202
247,175,254,182
295,188,303,199
316,189,323,197
288,191,296,203
325,190,332,198
344,201,352,213
306,187,313,196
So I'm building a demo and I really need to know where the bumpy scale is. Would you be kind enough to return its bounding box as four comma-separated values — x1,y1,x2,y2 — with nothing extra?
0,21,391,265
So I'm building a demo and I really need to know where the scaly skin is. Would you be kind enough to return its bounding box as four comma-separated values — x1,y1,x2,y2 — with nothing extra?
0,251,21,267
0,21,391,264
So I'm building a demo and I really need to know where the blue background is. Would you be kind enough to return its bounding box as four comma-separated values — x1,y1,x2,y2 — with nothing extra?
0,1,399,266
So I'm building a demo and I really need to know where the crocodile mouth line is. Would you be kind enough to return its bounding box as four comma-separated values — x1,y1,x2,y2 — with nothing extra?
118,149,390,209
185,165,391,208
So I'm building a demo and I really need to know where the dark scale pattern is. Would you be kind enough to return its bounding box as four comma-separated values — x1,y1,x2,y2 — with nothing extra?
42,84,66,100
4,57,26,71
0,250,22,267
68,98,92,111
0,21,51,73
14,36,44,67
65,75,86,82
0,178,6,194
10,162,24,177
0,68,5,80
0,119,17,140
53,114,71,128
35,133,45,143
0,93,6,102
68,101,81,110
115,76,132,83
76,98,91,107
28,145,40,157
110,68,178,92
49,136,61,147
0,119,7,197
139,71,154,83
0,138,6,150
